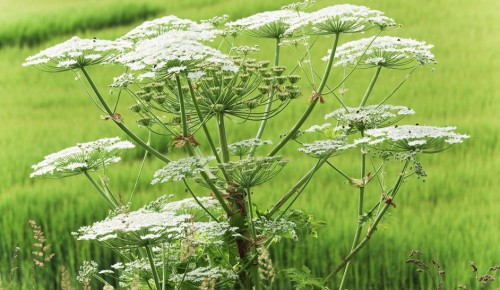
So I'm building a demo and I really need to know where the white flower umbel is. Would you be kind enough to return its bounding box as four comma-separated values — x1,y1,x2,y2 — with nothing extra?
287,4,396,35
219,156,288,188
332,36,435,68
23,36,132,72
226,10,305,38
324,105,415,132
155,195,219,213
77,261,98,284
226,138,272,156
118,15,219,42
365,125,469,152
151,156,215,184
30,137,135,178
299,138,365,158
110,73,135,88
116,31,238,80
74,196,225,248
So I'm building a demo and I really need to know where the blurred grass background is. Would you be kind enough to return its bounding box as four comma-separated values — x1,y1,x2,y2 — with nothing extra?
0,0,498,288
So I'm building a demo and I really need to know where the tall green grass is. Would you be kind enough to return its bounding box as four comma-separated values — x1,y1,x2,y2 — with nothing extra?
1,0,499,288
0,0,163,48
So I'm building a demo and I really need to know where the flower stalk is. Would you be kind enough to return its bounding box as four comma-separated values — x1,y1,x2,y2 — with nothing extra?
268,33,340,157
80,67,171,164
83,171,118,209
359,65,382,107
250,38,281,157
324,158,411,284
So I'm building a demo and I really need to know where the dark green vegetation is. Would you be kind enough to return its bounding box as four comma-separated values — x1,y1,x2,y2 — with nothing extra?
0,0,498,288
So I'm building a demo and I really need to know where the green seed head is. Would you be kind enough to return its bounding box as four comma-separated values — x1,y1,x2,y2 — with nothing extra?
287,75,301,84
128,104,142,113
136,117,152,127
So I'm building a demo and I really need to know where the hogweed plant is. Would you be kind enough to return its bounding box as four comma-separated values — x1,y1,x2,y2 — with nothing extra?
24,1,469,289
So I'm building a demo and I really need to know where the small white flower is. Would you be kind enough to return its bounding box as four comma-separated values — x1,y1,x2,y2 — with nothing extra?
23,36,132,72
331,36,436,68
77,261,98,284
30,137,135,178
187,71,206,80
304,123,332,133
111,262,124,269
140,233,162,240
110,73,135,88
231,45,260,55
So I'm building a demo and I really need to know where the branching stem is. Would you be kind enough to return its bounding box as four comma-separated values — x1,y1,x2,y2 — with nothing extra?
80,67,171,164
323,159,411,284
268,33,340,157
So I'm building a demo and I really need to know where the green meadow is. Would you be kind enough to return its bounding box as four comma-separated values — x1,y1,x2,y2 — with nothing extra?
0,0,498,289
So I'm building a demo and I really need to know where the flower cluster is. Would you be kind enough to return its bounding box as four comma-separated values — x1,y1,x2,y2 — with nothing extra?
332,36,435,68
23,36,131,72
287,4,396,35
151,156,215,184
73,196,234,248
298,138,363,158
116,31,238,81
365,125,470,152
218,156,288,188
118,15,219,43
226,10,304,38
325,105,415,132
77,261,98,284
30,137,135,178
226,138,272,156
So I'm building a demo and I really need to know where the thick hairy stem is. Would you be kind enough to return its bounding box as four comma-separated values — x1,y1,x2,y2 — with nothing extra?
268,33,340,157
80,67,171,164
339,140,366,289
246,187,261,290
217,113,230,163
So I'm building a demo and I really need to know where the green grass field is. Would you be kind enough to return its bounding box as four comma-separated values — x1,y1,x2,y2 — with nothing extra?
0,0,499,289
